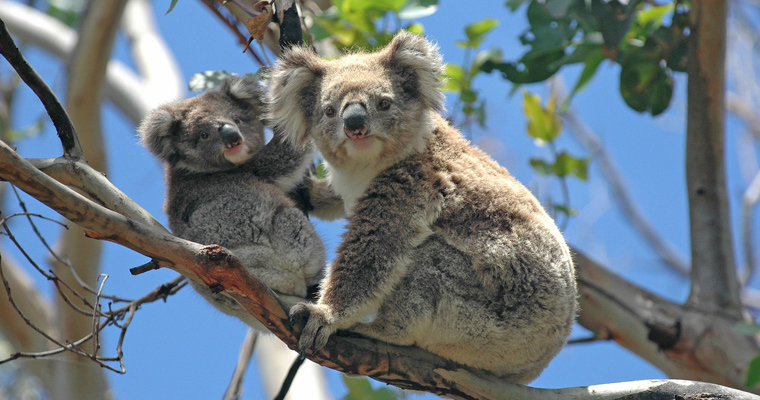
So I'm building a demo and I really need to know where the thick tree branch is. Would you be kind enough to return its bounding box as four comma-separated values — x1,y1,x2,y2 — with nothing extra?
122,0,184,106
685,0,743,319
23,157,164,230
575,251,759,392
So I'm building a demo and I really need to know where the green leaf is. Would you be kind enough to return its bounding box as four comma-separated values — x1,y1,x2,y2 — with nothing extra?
166,0,179,14
619,57,673,116
188,70,234,92
554,151,589,180
398,0,438,19
530,158,554,175
635,4,673,29
342,376,400,400
441,63,465,92
8,116,45,141
506,0,529,11
747,354,760,389
734,322,760,336
471,48,503,74
552,204,578,216
545,0,574,18
474,101,487,127
404,22,426,36
562,47,605,111
47,0,86,26
315,160,328,179
464,18,499,47
461,88,477,104
522,91,562,143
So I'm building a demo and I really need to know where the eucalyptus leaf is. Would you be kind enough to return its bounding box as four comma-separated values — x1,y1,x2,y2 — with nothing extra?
188,70,234,92
747,355,760,389
734,322,760,336
464,18,499,47
530,158,555,175
523,91,562,142
399,0,438,19
166,0,179,14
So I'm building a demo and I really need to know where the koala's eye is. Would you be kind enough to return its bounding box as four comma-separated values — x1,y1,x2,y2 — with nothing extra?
324,105,336,117
200,131,209,139
378,98,392,111
233,117,241,124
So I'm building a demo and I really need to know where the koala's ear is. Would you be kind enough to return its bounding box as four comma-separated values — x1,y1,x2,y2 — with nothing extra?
382,31,446,112
266,47,325,145
138,108,177,160
222,75,264,110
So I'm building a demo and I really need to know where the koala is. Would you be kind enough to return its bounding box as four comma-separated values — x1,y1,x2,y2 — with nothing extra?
139,75,326,330
267,32,578,384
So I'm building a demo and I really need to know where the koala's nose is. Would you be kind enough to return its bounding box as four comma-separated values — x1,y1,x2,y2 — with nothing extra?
219,123,242,149
342,103,369,136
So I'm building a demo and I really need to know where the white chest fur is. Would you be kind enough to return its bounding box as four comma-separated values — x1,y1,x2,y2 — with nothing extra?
326,162,385,216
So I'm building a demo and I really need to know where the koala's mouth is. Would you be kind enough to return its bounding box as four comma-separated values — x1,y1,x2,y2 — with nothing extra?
343,124,370,140
224,140,242,150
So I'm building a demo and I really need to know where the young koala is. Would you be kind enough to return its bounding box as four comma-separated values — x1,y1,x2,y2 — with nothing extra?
139,75,325,330
267,32,578,384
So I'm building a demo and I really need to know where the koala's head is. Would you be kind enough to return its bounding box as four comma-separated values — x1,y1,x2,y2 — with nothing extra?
139,75,266,173
267,31,445,168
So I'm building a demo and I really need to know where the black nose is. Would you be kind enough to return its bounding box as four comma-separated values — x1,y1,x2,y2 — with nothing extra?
220,123,242,149
342,103,369,132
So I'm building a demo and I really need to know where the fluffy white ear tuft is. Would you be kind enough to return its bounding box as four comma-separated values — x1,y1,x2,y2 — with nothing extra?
266,47,325,145
138,108,176,160
383,31,446,112
223,75,264,108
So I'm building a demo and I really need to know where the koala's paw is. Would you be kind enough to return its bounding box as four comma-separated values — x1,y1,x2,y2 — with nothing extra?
289,302,336,355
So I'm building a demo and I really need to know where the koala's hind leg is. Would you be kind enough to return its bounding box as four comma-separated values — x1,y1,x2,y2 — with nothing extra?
269,207,327,289
349,235,555,383
347,236,465,346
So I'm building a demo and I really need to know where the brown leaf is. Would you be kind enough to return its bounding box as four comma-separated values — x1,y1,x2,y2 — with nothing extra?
246,1,273,40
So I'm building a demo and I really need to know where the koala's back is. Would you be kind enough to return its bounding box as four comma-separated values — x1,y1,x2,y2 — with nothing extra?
167,169,286,247
349,115,577,383
168,166,325,311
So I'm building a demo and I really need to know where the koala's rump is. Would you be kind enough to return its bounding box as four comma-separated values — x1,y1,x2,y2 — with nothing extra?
349,235,569,384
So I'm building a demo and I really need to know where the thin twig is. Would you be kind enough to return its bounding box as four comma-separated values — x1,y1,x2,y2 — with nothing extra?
224,328,259,400
274,353,306,400
563,109,691,275
199,0,266,66
1,212,96,316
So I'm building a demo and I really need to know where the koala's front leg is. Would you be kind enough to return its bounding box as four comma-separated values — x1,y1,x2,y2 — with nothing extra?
307,177,345,221
244,133,315,193
290,162,444,354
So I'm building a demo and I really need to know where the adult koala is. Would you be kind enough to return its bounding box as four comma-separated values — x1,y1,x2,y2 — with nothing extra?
267,32,577,383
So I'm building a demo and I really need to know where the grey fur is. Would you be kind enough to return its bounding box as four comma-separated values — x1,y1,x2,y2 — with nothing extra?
139,75,325,330
268,32,578,383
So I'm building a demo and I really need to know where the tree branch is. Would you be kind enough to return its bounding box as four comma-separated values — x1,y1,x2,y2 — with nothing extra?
223,328,258,400
0,14,80,158
575,251,759,391
562,107,690,275
685,1,743,319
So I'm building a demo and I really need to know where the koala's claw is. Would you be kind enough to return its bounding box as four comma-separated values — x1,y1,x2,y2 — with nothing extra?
289,303,335,354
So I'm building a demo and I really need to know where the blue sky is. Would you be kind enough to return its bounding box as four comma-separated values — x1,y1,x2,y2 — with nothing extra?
3,0,758,399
